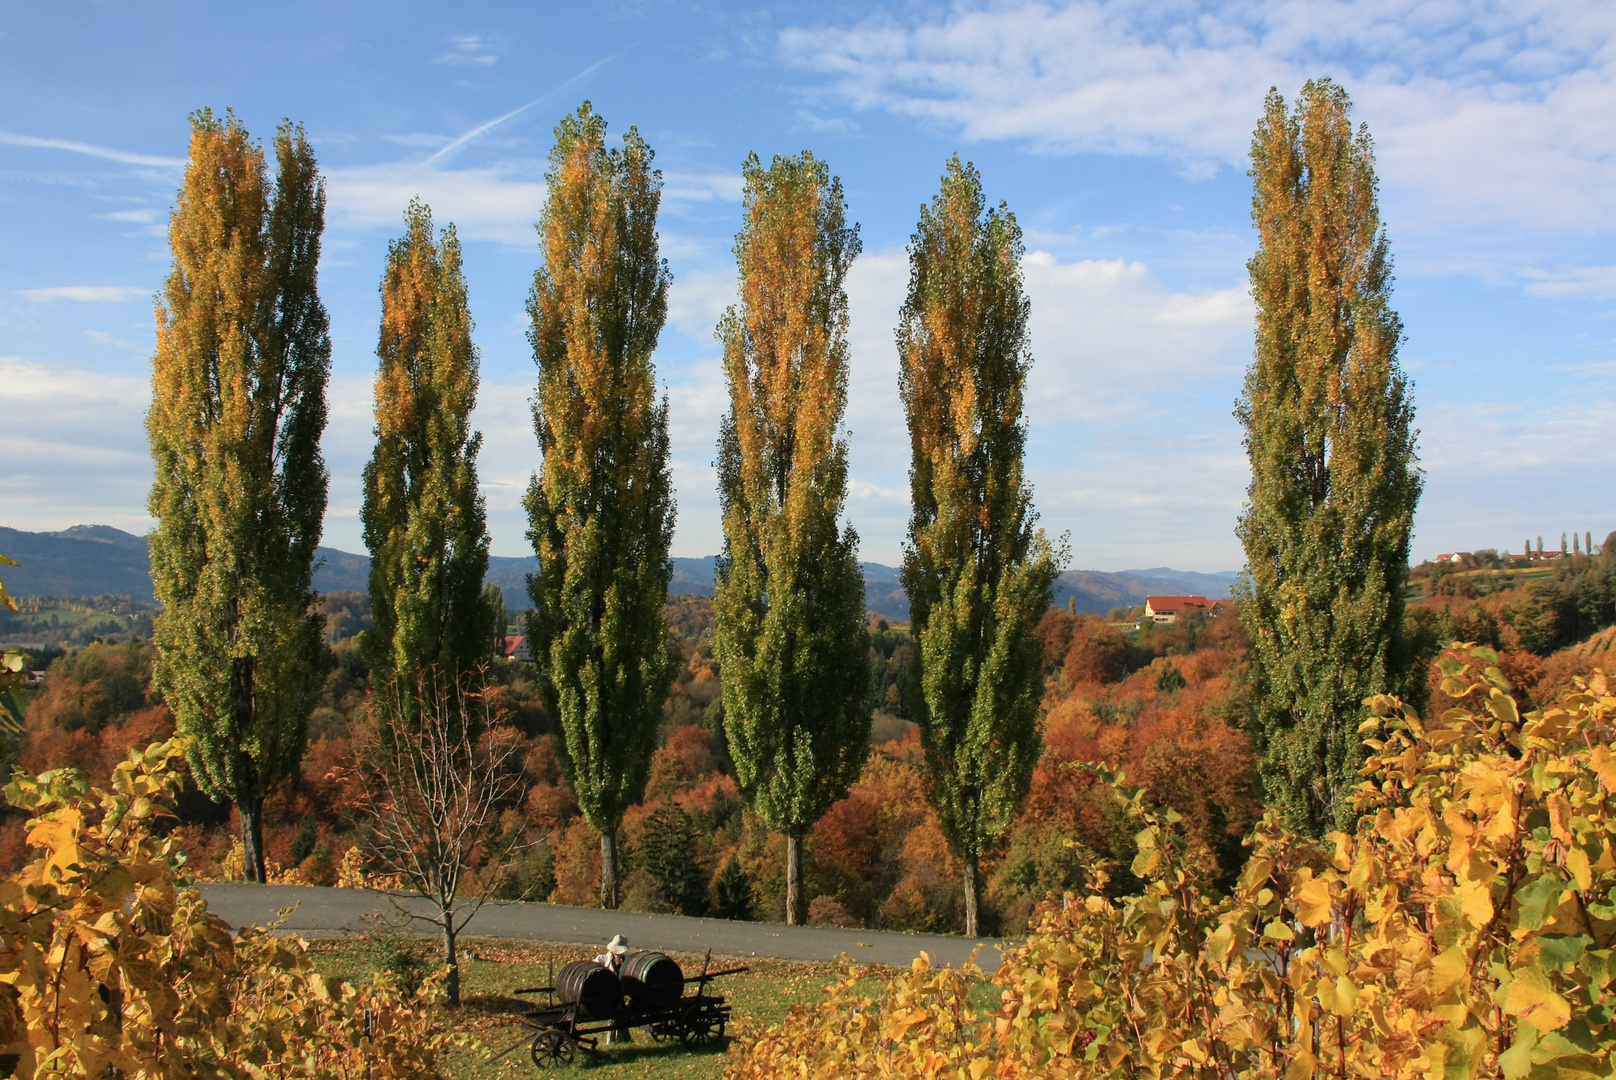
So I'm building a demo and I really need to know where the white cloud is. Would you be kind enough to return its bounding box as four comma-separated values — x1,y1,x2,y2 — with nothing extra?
780,1,1616,236
0,130,184,169
1409,396,1616,560
100,208,157,223
0,357,154,533
323,162,547,245
19,286,149,303
1021,252,1252,422
83,329,139,350
666,268,736,338
662,172,744,203
1520,264,1616,299
435,33,500,66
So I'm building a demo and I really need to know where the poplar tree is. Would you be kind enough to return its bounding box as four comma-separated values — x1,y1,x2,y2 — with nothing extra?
714,151,871,927
898,157,1063,937
361,200,491,717
147,111,330,883
526,104,677,910
1237,80,1422,835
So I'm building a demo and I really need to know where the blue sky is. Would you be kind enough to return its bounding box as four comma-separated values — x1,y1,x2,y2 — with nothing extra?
1,0,1612,570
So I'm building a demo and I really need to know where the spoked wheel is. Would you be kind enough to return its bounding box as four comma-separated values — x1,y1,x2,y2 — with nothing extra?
530,1028,575,1067
650,1021,680,1043
679,1006,725,1047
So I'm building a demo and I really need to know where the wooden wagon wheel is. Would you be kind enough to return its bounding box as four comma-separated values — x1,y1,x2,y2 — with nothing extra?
679,1004,724,1047
530,1027,575,1068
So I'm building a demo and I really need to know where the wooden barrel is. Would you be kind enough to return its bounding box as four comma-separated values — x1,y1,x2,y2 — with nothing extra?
556,960,621,1019
619,951,684,1009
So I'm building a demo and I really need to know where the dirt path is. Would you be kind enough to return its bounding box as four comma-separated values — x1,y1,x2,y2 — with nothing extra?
197,883,1013,971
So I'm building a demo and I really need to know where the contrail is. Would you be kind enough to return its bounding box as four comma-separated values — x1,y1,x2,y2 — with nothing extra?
0,130,185,169
424,53,619,167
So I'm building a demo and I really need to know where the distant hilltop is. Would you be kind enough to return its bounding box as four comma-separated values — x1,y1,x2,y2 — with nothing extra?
0,525,1236,624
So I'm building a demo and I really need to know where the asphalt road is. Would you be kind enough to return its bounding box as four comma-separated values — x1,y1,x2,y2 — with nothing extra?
196,883,1012,972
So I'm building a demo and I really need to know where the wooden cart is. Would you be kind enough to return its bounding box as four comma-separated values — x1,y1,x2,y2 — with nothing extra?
510,948,747,1068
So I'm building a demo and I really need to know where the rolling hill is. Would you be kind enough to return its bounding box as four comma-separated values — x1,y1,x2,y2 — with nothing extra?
0,525,1236,622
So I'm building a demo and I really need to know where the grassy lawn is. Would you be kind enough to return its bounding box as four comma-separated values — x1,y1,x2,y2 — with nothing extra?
305,934,995,1080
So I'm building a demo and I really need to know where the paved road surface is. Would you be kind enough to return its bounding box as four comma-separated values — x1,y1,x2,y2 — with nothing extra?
197,884,1012,971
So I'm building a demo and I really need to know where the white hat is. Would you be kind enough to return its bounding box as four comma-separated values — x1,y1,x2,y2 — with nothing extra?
606,934,629,955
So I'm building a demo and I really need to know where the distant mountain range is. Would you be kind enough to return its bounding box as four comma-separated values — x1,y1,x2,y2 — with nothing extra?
0,525,1237,622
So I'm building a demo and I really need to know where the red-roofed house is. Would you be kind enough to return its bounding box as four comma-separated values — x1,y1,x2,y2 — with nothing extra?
501,635,532,662
1144,596,1211,625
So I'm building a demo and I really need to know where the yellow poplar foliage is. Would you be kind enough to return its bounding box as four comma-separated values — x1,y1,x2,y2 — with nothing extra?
0,739,450,1079
726,645,1616,1079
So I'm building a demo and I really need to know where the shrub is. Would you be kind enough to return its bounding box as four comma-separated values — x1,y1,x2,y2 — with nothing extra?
0,738,451,1078
807,895,859,929
725,645,1616,1079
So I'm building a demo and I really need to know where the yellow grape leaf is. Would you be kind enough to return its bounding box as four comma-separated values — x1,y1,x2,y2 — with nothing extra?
1590,746,1616,792
1296,876,1334,928
1567,846,1593,893
1330,975,1358,1017
1503,966,1571,1032
1285,1049,1316,1080
1457,878,1495,926
1429,948,1468,999
28,808,85,880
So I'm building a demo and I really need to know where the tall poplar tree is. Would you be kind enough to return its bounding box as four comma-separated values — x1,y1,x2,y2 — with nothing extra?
898,157,1062,938
714,151,871,927
148,110,330,883
361,200,491,716
526,104,678,910
1237,80,1422,835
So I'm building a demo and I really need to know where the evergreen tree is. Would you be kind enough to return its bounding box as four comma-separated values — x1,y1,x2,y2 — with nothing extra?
714,853,753,921
714,150,871,927
638,802,708,916
1236,80,1422,835
898,157,1063,937
526,103,677,910
147,111,330,883
361,199,491,719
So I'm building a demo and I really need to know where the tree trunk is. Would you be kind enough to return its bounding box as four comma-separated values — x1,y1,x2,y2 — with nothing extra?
786,831,804,926
238,795,267,883
600,828,619,910
442,917,460,1007
963,851,979,938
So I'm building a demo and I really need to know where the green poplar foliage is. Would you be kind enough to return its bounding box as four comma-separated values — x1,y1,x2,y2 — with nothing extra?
714,150,871,927
1237,80,1422,835
898,157,1062,937
526,104,677,910
147,110,330,883
361,200,491,715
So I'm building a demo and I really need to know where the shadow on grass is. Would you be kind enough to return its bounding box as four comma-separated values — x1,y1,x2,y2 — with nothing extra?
566,1037,731,1069
462,993,539,1018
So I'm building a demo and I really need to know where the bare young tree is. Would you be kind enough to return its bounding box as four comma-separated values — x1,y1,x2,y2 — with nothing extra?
355,673,526,1006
